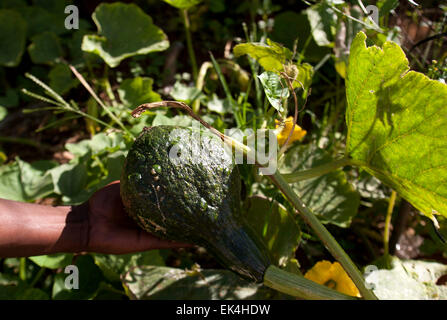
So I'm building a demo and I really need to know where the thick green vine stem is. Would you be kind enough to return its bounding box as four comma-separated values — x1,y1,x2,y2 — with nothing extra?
270,170,378,300
263,266,357,300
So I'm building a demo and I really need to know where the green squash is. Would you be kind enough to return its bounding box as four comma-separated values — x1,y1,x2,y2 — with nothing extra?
120,125,271,282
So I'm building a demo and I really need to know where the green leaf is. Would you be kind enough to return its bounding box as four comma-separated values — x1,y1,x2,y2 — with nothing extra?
258,71,289,113
377,0,399,17
0,162,24,201
0,88,19,108
0,9,27,67
270,11,330,63
118,77,161,108
82,3,169,68
122,266,277,300
345,32,447,220
365,257,447,299
52,255,103,300
65,132,127,158
28,31,63,64
16,158,56,201
162,0,203,9
0,285,49,300
48,64,78,95
206,94,232,115
305,2,337,47
0,158,55,202
50,162,88,199
170,81,203,104
233,38,291,73
281,144,360,227
93,251,165,282
29,254,74,270
20,6,68,37
243,196,300,267
0,106,6,122
296,63,314,91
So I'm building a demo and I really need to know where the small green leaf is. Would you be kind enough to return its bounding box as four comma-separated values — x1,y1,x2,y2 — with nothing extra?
82,3,169,68
295,63,314,91
365,257,447,299
28,32,63,65
346,32,447,220
0,88,19,108
118,77,161,108
206,94,232,115
258,71,289,113
29,254,73,270
0,106,7,122
162,0,203,9
244,196,300,267
48,64,78,95
122,266,277,300
170,81,203,104
233,39,291,73
281,144,360,227
0,9,27,67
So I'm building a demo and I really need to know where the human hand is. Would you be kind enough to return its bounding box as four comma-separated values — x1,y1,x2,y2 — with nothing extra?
85,180,192,254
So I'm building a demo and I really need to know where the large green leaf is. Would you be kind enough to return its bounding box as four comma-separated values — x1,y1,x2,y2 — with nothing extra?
365,257,447,299
0,9,27,67
82,3,169,68
281,144,360,227
0,158,56,202
122,266,277,300
118,77,161,108
243,196,300,267
345,32,447,220
162,0,203,9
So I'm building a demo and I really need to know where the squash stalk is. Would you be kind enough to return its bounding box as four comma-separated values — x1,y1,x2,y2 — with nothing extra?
263,266,357,300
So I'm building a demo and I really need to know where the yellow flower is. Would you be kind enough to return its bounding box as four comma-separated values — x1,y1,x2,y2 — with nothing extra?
304,261,361,297
275,117,306,146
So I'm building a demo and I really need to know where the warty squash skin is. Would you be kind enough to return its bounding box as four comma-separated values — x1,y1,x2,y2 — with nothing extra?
120,125,271,282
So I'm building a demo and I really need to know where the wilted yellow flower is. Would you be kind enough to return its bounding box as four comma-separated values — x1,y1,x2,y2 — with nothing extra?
304,261,361,297
275,117,306,146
